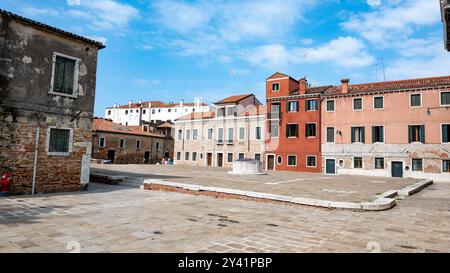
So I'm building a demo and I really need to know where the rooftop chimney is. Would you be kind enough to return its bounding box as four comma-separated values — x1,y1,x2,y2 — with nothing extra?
128,100,133,107
299,77,308,94
113,103,117,109
180,99,184,107
341,78,349,94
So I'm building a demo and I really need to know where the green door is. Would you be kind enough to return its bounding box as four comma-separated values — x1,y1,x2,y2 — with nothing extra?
326,159,336,174
391,161,403,178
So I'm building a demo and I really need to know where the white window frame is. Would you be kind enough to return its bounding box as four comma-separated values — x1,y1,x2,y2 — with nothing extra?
306,99,318,111
326,99,335,112
374,157,385,170
270,123,279,139
409,93,422,108
440,91,450,106
305,122,317,138
442,159,450,173
373,96,384,110
207,128,213,140
353,97,363,111
227,153,234,163
287,123,298,138
192,129,198,140
99,137,106,148
306,155,317,168
238,153,245,160
287,155,297,167
185,129,191,141
272,82,280,92
276,155,283,166
239,127,245,140
353,156,364,169
409,123,425,144
217,127,224,143
372,125,385,144
255,126,262,140
411,158,424,172
287,100,298,112
46,127,73,156
49,52,80,98
326,127,335,143
441,123,450,144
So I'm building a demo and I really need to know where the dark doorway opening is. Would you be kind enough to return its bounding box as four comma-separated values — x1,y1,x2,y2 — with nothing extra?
107,149,115,163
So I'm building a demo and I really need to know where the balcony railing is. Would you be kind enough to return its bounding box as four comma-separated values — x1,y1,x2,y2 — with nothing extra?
267,112,282,120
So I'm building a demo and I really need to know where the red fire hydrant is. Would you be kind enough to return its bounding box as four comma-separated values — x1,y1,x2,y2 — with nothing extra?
0,173,12,196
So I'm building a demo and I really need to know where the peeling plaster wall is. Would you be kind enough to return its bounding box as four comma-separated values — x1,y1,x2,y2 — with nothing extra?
0,14,100,194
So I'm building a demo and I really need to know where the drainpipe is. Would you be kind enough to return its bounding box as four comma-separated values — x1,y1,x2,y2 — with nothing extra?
31,127,40,195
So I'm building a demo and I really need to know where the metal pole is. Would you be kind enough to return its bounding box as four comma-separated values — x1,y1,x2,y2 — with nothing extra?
31,127,39,195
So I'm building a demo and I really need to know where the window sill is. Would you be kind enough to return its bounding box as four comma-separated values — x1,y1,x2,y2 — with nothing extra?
48,90,78,99
47,151,70,156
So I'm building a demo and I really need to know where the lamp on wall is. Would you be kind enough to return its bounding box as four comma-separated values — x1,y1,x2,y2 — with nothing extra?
336,130,342,136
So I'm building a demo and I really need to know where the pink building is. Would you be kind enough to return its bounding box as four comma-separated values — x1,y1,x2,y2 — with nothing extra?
321,76,450,181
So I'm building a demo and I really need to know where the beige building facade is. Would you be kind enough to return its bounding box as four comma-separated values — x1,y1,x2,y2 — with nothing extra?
174,94,266,168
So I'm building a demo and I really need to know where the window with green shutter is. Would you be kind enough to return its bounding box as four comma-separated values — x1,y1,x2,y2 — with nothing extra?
53,56,76,95
351,126,365,143
372,126,384,143
287,124,299,138
409,125,425,143
326,127,334,143
442,124,449,143
441,92,450,106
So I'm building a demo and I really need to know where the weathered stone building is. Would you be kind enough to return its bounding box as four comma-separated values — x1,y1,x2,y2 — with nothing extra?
92,118,173,164
0,10,104,194
174,94,266,168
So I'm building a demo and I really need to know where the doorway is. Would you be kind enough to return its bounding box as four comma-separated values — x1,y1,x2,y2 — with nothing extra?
107,149,115,163
217,153,223,167
267,155,275,170
326,159,336,174
391,161,403,178
207,153,212,166
144,151,150,163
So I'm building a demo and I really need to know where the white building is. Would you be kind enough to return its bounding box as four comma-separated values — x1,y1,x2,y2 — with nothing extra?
105,97,211,126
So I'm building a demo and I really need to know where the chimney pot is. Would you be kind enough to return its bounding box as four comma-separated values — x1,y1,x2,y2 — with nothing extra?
341,78,349,94
299,77,308,94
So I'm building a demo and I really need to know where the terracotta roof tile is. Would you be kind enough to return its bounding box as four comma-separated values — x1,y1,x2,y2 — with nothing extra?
107,101,208,109
175,111,215,121
93,118,165,138
215,94,253,104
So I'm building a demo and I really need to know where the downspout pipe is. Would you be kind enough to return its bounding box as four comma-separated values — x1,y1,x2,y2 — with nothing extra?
31,127,40,195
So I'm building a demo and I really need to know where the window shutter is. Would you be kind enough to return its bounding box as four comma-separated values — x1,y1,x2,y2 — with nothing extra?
380,127,384,142
305,101,308,111
443,125,448,143
351,127,355,143
286,102,289,112
296,102,299,112
420,125,425,143
362,127,365,143
408,125,412,143
295,125,298,137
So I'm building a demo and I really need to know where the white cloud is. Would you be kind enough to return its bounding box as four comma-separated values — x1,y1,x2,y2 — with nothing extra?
244,37,375,69
342,0,441,45
68,0,139,30
367,0,381,7
22,7,59,17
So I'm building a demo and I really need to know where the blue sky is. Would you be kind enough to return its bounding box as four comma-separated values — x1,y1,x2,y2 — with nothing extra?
1,0,448,116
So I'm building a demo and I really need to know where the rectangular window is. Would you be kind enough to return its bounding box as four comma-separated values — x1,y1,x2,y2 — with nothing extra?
305,123,316,138
208,128,213,140
226,107,235,117
136,140,141,149
227,153,233,163
176,152,181,161
52,55,76,95
353,98,362,110
255,154,261,162
375,158,384,169
286,124,298,138
441,92,450,106
351,127,365,143
443,160,450,172
306,156,316,167
374,96,384,109
125,110,128,115
168,109,172,113
255,127,261,140
306,99,318,111
99,137,105,148
272,83,280,91
287,101,299,112
217,107,226,117
326,100,335,112
152,109,156,114
185,152,189,161
239,127,245,140
270,123,279,138
353,157,363,168
410,94,421,107
372,126,384,143
218,128,224,143
288,156,297,166
228,128,234,143
143,109,146,114
107,110,111,115
238,153,245,160
186,129,191,141
119,139,125,149
192,152,197,161
442,124,450,143
130,110,133,113
408,125,425,143
326,127,334,143
155,142,160,151
192,129,198,140
48,128,71,153
412,158,423,171
178,130,183,140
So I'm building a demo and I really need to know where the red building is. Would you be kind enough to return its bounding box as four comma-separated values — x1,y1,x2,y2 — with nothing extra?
265,72,331,172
